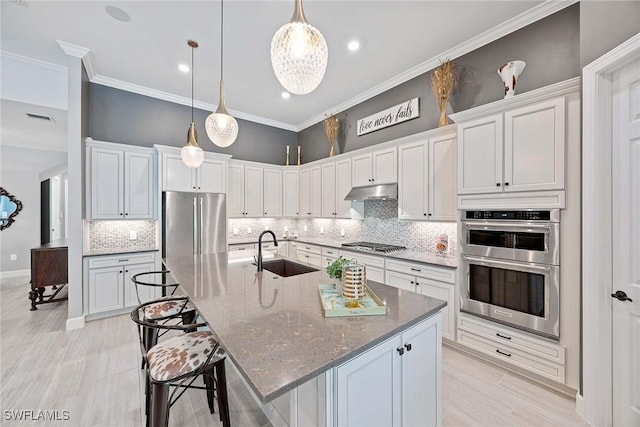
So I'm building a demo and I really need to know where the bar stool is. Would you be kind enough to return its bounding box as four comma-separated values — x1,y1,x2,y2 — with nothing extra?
131,271,198,368
131,298,230,427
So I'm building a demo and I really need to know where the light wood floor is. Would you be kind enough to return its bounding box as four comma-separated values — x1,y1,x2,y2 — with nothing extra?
1,275,588,426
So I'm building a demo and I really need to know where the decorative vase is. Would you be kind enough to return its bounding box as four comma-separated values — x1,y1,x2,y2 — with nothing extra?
341,263,367,300
497,60,526,99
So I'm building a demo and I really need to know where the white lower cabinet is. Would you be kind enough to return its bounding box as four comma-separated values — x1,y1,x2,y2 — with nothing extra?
385,259,456,341
340,250,386,284
457,314,566,383
336,313,442,427
86,252,159,316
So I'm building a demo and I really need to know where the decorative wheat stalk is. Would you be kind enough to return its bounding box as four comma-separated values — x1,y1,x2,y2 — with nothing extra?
431,60,458,127
324,114,339,157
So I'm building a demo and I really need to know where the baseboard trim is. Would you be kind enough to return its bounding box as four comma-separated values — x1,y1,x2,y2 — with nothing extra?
0,269,30,279
66,316,85,331
575,392,586,421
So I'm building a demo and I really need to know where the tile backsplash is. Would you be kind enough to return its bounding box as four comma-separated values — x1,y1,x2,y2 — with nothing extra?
228,200,457,254
85,220,157,251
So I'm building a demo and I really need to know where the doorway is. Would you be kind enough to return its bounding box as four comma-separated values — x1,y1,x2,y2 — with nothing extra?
581,33,640,426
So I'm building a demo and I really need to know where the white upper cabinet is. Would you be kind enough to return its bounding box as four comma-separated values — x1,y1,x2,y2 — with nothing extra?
457,96,565,195
283,169,299,217
159,146,228,193
352,147,397,187
457,114,503,195
87,141,154,220
335,158,353,218
321,162,336,217
228,161,264,217
263,167,282,217
398,130,457,221
227,162,245,217
503,98,565,192
299,166,322,217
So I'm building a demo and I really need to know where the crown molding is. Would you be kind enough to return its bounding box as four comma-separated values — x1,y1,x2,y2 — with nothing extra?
297,0,578,131
91,74,298,132
56,40,90,58
448,76,580,123
0,50,67,73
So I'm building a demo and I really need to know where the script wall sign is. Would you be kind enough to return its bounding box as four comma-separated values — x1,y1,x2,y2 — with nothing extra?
357,98,420,136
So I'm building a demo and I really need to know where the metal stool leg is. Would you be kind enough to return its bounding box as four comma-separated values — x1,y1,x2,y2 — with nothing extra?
150,382,170,427
215,361,231,427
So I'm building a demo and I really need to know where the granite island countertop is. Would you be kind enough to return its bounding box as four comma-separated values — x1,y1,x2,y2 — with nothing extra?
163,253,447,403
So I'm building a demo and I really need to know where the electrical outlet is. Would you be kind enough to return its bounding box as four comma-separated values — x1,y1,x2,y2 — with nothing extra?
264,225,270,230
129,230,137,240
303,225,307,232
233,228,239,235
247,227,252,234
340,228,345,237
10,253,17,261
320,226,324,234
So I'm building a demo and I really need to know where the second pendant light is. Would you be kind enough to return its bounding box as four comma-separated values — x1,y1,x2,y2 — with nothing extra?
206,0,238,148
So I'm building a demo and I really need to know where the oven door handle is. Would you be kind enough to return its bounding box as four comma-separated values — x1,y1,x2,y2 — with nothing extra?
462,255,552,273
464,222,551,233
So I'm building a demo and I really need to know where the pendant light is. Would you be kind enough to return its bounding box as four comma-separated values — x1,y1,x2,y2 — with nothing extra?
205,0,238,148
180,40,205,168
270,0,328,95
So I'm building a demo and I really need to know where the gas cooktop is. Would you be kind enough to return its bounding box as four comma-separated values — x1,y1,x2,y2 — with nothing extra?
341,242,406,254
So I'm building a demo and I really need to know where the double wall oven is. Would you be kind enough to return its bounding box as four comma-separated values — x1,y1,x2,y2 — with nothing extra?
460,210,560,340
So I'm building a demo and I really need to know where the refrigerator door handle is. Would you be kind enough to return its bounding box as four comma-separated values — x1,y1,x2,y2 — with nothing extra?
193,197,198,255
200,196,204,255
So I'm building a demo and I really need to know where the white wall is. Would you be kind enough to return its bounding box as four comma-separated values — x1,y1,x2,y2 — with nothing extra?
0,146,66,272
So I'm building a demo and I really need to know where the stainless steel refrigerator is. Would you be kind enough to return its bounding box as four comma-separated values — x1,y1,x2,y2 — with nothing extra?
162,191,226,257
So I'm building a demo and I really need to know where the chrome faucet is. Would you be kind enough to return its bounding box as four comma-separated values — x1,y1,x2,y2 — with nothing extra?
257,230,278,272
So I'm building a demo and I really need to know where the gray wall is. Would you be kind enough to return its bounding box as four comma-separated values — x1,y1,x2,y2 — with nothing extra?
298,4,580,163
0,146,67,272
88,84,297,165
580,1,640,67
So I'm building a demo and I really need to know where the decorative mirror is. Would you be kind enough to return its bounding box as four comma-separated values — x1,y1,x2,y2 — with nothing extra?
0,187,23,231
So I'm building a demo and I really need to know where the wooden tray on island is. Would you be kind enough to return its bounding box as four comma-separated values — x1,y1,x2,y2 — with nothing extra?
318,284,387,318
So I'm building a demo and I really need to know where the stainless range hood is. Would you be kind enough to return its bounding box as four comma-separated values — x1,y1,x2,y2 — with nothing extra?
344,183,397,201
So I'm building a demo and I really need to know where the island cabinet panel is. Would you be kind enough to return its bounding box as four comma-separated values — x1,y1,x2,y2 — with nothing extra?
336,334,402,427
335,313,442,427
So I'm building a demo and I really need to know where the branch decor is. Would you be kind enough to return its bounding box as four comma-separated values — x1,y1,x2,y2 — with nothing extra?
323,114,339,157
430,59,458,127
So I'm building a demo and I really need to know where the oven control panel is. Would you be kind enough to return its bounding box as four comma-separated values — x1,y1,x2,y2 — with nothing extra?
464,210,552,221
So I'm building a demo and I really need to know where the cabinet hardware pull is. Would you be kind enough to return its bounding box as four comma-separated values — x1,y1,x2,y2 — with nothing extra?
504,182,509,186
125,270,128,273
611,290,633,302
496,349,511,357
396,347,405,356
496,183,501,187
238,248,246,251
264,212,267,215
496,333,512,340
423,213,427,216
118,259,129,262
404,343,412,351
415,282,420,286
428,213,432,216
410,281,414,284
125,213,129,216
410,268,421,272
119,212,123,215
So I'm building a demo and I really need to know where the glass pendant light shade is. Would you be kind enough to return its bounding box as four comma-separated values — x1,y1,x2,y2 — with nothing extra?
205,81,238,148
181,40,204,168
181,123,205,167
270,0,328,95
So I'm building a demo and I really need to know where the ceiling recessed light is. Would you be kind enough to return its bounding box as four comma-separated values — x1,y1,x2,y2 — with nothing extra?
178,64,190,73
281,91,291,100
104,5,131,23
347,40,360,52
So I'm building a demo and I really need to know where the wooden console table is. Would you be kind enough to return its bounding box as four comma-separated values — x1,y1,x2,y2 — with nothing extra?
29,239,68,311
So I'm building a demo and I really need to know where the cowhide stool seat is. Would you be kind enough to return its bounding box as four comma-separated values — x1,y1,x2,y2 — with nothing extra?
131,300,231,427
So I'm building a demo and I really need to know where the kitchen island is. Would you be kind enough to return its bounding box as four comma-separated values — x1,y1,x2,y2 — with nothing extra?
164,253,446,427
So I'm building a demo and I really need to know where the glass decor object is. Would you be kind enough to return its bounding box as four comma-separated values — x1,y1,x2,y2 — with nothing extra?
498,60,526,99
206,0,239,147
0,187,23,231
270,0,328,95
180,40,205,168
341,262,367,300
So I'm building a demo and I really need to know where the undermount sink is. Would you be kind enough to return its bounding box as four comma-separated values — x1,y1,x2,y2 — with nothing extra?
258,259,319,277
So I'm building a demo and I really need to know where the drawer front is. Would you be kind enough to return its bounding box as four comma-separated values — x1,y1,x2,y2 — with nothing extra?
228,243,255,252
88,252,157,269
457,329,566,383
458,314,565,365
299,244,322,255
385,258,455,284
322,255,338,268
366,266,385,284
340,250,385,269
321,247,339,257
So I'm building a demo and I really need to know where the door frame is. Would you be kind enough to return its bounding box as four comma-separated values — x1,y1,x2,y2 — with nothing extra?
581,33,640,426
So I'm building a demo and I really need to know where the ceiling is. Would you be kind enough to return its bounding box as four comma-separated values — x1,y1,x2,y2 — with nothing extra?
2,1,545,130
1,99,68,152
